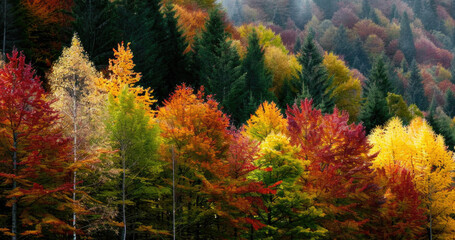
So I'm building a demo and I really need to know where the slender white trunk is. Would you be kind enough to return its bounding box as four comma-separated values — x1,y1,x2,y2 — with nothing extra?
122,146,126,240
72,81,78,240
172,147,176,240
12,132,17,240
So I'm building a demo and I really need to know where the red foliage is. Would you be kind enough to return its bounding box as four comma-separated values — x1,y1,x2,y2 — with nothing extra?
385,39,399,57
392,50,405,66
415,38,453,68
286,99,381,238
438,80,455,94
0,50,78,236
354,19,387,42
372,166,426,239
280,29,298,52
332,7,359,28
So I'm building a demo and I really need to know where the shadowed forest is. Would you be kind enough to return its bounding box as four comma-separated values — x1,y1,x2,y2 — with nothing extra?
0,0,455,239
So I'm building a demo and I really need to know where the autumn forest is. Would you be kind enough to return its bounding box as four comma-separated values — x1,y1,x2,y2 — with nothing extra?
1,0,455,239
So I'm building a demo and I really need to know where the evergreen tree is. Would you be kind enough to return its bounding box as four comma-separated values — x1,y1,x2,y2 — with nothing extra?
422,0,439,30
399,12,416,63
413,0,422,18
0,0,28,56
72,0,120,69
444,89,455,118
313,0,338,19
364,56,393,97
450,55,455,84
333,26,370,74
297,33,334,113
361,0,371,19
293,36,301,54
241,30,274,111
426,107,455,150
390,4,398,21
359,84,391,133
406,60,428,110
193,9,229,89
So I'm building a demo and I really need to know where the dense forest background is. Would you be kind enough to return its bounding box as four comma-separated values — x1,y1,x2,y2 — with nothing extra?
0,0,455,239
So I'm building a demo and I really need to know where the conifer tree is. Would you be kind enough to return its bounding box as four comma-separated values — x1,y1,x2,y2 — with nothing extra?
297,33,334,113
450,55,455,84
364,56,393,97
361,0,371,19
0,0,28,56
359,84,391,133
406,60,428,110
444,89,455,117
427,107,455,150
72,0,119,69
399,12,416,63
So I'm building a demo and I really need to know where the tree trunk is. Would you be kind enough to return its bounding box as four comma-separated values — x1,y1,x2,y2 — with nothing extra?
122,146,127,240
72,82,78,240
12,132,17,240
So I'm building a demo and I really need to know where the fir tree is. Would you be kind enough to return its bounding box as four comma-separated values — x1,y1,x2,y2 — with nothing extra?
359,84,391,133
72,0,119,69
399,12,416,63
406,60,428,110
361,0,371,19
413,0,422,18
426,107,455,150
297,33,334,113
364,56,393,97
0,0,28,56
450,55,455,84
444,89,455,118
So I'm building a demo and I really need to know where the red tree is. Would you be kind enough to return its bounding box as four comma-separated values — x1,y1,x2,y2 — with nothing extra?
286,99,381,239
0,50,83,238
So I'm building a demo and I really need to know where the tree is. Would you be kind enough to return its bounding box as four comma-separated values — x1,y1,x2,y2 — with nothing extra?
406,60,428,110
450,55,455,84
240,30,275,123
364,56,393,97
313,0,338,19
323,52,362,122
0,0,29,56
96,42,155,114
296,33,334,113
386,93,413,125
244,101,287,141
72,0,119,69
0,50,84,238
287,99,381,239
427,107,455,150
48,34,101,239
105,86,162,240
359,84,391,133
444,89,455,117
369,117,455,239
399,12,416,63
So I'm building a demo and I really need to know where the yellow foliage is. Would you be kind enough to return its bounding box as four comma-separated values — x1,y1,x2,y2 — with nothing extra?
264,46,301,98
244,101,287,141
97,42,156,115
369,117,455,238
323,52,362,122
237,24,288,54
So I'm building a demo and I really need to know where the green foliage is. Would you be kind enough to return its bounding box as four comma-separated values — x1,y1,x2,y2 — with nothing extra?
444,89,455,118
364,56,393,97
360,84,391,133
406,60,428,110
105,86,163,239
387,93,413,124
297,33,334,113
399,12,416,63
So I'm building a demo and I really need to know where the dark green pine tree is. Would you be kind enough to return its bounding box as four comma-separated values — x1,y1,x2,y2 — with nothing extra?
0,0,29,56
231,0,243,25
241,30,274,104
406,60,428,110
444,89,455,118
192,9,229,89
450,55,455,84
293,36,301,54
390,4,398,21
297,33,334,113
413,0,422,18
313,0,338,19
333,26,370,74
361,0,371,19
359,84,391,134
399,12,416,63
364,56,393,97
422,0,440,30
427,107,455,150
72,0,120,69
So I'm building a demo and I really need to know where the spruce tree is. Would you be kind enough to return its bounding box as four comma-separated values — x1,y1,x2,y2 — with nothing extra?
444,89,455,117
297,33,334,113
406,60,428,110
450,55,455,84
364,56,393,97
413,0,422,18
359,84,391,133
72,0,120,69
361,0,371,19
193,9,229,89
241,30,274,105
0,0,28,56
399,12,416,63
427,107,455,150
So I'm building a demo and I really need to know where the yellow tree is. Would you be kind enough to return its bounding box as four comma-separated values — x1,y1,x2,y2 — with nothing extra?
369,117,455,239
97,42,156,115
244,101,287,141
48,34,102,239
323,52,362,122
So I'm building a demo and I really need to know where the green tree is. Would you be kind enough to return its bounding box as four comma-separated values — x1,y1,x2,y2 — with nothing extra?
426,107,455,150
406,60,428,110
297,33,334,113
72,0,119,69
399,12,416,63
444,89,455,118
105,86,162,240
364,56,393,97
359,84,391,133
450,55,455,84
387,93,413,125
